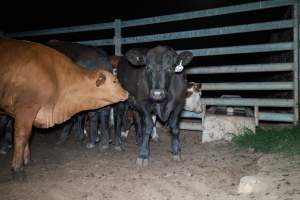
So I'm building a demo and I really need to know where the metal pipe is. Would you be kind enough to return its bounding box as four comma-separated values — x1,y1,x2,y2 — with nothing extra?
186,63,294,74
114,19,122,56
201,82,293,91
6,22,114,38
122,0,294,28
201,98,293,107
294,0,300,123
122,20,293,44
181,42,293,57
181,111,293,122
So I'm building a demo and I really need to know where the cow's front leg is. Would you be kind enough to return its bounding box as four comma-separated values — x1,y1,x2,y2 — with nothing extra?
12,106,39,181
168,105,184,161
136,107,153,167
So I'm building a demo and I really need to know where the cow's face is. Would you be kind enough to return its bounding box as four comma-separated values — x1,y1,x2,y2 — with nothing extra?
185,82,202,113
87,69,128,106
126,46,193,101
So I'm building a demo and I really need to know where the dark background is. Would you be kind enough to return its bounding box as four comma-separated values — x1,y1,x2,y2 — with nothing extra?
1,0,262,32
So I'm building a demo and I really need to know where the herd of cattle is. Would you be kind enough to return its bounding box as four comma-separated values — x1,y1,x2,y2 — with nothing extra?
0,38,202,180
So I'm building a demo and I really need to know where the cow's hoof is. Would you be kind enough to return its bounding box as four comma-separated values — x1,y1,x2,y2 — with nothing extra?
151,136,159,142
86,143,96,149
136,158,149,167
172,154,181,161
101,144,109,150
12,170,27,182
114,145,122,152
0,149,8,155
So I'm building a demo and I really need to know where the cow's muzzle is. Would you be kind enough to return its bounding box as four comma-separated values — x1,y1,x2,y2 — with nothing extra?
150,89,166,101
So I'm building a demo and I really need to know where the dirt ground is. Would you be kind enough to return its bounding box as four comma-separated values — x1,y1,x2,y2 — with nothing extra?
0,127,300,200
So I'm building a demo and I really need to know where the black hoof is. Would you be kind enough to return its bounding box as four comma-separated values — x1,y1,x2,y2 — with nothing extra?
114,145,122,152
100,144,109,151
86,143,96,149
0,149,8,155
172,154,181,161
12,170,27,182
136,158,149,167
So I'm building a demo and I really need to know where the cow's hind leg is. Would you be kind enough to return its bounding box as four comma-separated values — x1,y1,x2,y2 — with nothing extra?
99,107,110,150
57,119,73,144
86,111,98,149
0,118,13,154
12,106,39,181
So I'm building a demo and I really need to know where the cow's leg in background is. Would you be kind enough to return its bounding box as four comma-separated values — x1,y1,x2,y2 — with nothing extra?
0,117,13,154
133,111,142,145
151,115,159,141
74,113,85,142
12,105,39,180
114,102,128,151
168,104,184,161
98,107,110,149
86,111,98,149
57,119,73,144
136,105,153,167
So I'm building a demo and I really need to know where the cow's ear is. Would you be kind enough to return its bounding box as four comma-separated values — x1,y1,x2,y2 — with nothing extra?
109,56,121,68
96,72,106,87
125,48,147,66
177,51,193,66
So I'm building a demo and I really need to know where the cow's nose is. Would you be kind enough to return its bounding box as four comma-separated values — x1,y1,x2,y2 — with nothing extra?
150,89,166,101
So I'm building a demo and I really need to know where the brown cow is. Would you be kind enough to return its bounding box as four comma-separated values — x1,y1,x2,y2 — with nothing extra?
0,39,128,179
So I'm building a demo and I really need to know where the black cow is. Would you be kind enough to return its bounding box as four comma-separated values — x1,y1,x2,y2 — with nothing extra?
46,40,114,149
115,46,193,166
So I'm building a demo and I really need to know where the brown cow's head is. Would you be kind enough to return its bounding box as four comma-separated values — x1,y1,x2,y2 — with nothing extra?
86,69,128,107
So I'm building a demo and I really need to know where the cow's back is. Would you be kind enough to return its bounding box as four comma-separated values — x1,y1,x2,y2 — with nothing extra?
47,40,112,72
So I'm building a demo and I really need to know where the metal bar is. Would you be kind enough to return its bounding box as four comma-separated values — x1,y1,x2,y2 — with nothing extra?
181,42,293,57
179,121,202,131
259,112,294,122
294,1,299,123
6,22,115,38
201,82,293,91
114,19,122,56
122,20,293,44
181,111,293,122
254,106,259,126
186,63,294,74
181,111,202,118
202,98,294,107
77,39,114,46
122,0,294,28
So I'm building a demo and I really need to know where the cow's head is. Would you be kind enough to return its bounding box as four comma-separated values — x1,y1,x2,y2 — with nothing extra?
185,82,202,113
126,46,193,101
87,69,128,105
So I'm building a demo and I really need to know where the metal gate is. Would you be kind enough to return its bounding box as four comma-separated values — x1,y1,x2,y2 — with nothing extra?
3,0,300,125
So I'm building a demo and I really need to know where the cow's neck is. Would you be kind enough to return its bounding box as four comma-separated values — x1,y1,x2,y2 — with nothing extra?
53,66,95,124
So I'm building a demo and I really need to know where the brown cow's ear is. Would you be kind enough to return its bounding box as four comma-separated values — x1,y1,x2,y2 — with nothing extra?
109,56,121,68
96,72,106,87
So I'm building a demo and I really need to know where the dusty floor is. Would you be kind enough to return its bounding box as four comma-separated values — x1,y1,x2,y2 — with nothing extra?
0,127,300,200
